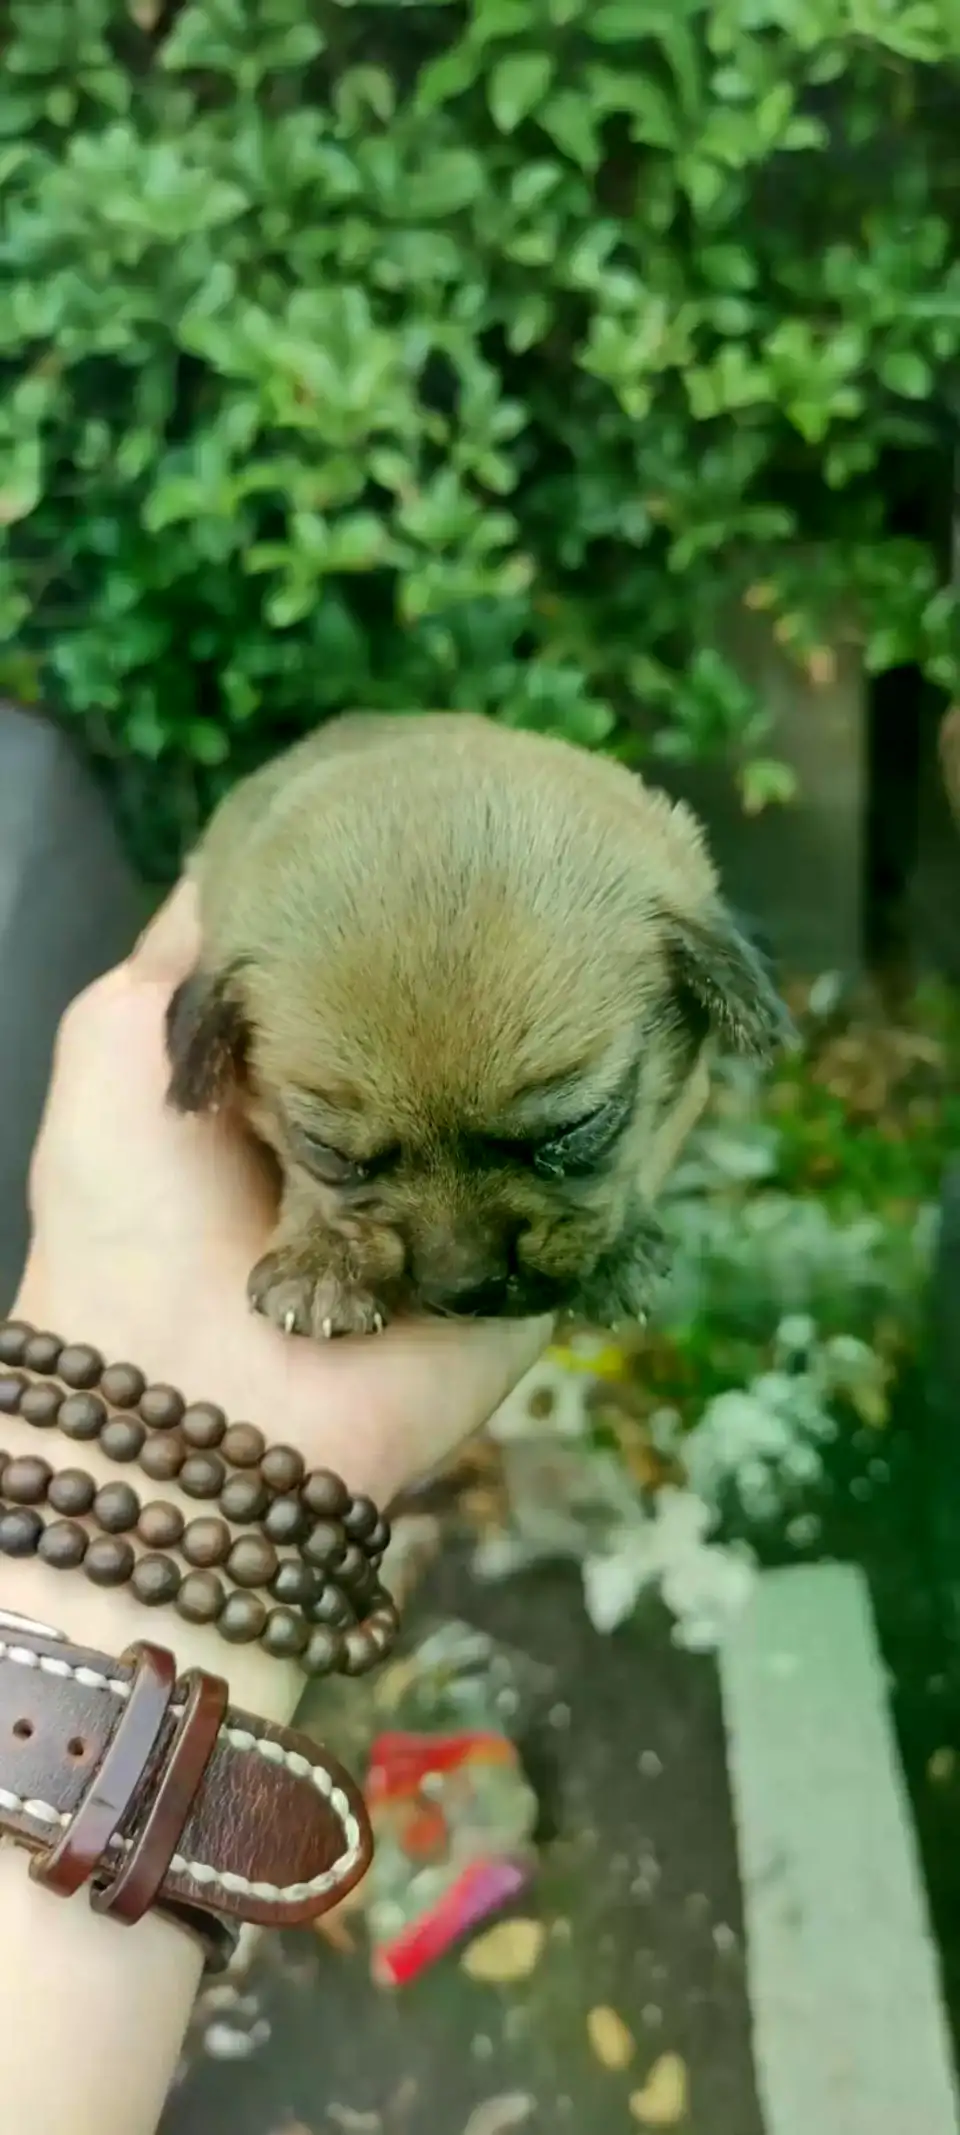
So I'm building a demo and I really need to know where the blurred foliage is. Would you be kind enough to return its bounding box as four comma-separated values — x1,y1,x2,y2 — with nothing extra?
627,980,960,1427
1,0,960,869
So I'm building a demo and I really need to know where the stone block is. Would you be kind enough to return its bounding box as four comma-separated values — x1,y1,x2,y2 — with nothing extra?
0,701,142,1306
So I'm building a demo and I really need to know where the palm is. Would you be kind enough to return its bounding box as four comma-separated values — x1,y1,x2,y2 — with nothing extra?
20,936,547,1506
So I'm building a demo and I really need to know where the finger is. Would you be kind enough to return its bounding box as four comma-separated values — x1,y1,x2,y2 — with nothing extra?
128,879,201,986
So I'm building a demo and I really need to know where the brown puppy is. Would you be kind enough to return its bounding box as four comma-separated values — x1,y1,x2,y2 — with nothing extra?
166,713,789,1338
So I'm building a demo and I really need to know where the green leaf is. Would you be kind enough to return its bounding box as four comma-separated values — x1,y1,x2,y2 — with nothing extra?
510,159,564,212
187,720,230,766
505,291,552,351
0,440,41,526
739,758,799,815
416,43,481,110
404,149,484,216
488,51,555,133
589,2,653,37
540,90,600,170
880,350,933,400
335,66,395,129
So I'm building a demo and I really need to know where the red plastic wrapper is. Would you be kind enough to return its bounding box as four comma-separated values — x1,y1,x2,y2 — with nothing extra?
361,1625,545,1987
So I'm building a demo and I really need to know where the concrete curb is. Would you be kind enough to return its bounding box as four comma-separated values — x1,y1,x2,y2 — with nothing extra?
720,1563,960,2135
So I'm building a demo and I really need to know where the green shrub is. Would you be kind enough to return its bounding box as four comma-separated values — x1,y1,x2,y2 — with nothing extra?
1,0,960,873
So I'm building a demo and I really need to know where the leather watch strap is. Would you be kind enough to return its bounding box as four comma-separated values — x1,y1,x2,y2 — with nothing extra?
0,1610,372,1962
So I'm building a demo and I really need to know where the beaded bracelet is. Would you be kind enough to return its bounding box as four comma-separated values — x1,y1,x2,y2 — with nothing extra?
0,1320,399,1679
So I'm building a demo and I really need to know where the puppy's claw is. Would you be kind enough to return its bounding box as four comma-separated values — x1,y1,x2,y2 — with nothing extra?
248,1250,389,1342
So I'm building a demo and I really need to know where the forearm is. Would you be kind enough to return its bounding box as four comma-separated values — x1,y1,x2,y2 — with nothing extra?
0,896,549,2135
0,1288,380,2135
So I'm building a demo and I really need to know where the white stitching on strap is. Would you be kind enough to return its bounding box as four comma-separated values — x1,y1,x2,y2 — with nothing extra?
0,1638,362,1906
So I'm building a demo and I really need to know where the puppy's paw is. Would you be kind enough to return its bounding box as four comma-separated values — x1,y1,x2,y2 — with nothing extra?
247,1252,388,1340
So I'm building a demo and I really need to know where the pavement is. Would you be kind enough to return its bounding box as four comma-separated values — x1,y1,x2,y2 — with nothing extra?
167,1553,960,2135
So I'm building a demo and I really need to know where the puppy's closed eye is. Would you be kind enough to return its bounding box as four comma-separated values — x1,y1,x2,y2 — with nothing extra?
485,1095,633,1183
530,1102,631,1181
290,1125,399,1189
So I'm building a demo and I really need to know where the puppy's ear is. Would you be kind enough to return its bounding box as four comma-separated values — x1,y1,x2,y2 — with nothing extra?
667,901,794,1062
165,966,249,1114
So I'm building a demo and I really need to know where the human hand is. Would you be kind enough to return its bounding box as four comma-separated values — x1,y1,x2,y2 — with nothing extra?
5,881,549,1723
14,880,550,1509
0,888,548,2132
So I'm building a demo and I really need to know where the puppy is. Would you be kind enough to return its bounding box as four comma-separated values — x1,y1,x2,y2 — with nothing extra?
166,713,790,1337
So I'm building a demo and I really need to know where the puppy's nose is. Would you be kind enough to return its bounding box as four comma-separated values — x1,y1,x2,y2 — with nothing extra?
418,1272,510,1319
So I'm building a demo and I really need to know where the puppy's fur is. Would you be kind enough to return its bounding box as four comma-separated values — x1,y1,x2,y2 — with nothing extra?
166,713,790,1337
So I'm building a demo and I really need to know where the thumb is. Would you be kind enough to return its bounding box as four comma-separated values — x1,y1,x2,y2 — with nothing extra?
128,880,201,987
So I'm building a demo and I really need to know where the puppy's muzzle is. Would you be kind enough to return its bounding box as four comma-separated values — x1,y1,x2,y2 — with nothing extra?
417,1271,512,1319
415,1265,573,1321
409,1222,582,1321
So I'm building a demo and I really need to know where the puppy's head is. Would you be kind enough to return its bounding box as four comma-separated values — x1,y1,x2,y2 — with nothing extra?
167,732,790,1324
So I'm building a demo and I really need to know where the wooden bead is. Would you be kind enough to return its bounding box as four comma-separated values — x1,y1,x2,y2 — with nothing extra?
137,1500,184,1549
220,1473,269,1525
85,1535,135,1586
0,1507,42,1556
302,1469,349,1519
39,1520,88,1571
177,1571,225,1624
0,1323,30,1365
2,1455,51,1505
23,1330,62,1374
220,1592,267,1644
181,1403,226,1450
343,1494,379,1542
100,1362,145,1409
139,1434,184,1483
140,1384,184,1430
263,1494,310,1546
58,1393,106,1441
180,1452,226,1500
260,1444,305,1493
307,1586,353,1628
93,1481,140,1534
58,1344,103,1390
269,1558,317,1608
20,1383,62,1428
101,1417,146,1464
262,1607,309,1659
182,1517,230,1569
304,1625,345,1677
48,1468,96,1518
301,1519,346,1570
132,1553,182,1607
342,1625,379,1676
221,1422,265,1469
0,1320,397,1677
226,1534,278,1589
364,1608,398,1657
338,1543,373,1591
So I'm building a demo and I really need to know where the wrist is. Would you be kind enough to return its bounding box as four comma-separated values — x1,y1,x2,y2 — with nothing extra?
1,1285,402,1726
0,1309,383,2001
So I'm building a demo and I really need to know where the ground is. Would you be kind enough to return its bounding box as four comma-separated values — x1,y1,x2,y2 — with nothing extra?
167,1560,761,2135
